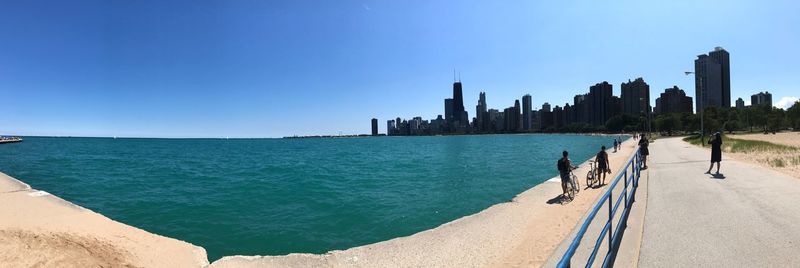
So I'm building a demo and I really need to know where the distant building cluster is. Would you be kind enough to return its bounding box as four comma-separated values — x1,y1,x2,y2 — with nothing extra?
751,91,773,107
370,47,777,136
385,78,654,135
655,86,693,115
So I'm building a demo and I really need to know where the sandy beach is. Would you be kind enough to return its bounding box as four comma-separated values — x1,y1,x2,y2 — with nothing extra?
727,132,800,179
210,139,639,268
731,131,800,147
1,138,638,268
0,172,209,267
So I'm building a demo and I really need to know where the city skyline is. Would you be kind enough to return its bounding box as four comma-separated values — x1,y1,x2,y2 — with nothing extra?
2,1,799,138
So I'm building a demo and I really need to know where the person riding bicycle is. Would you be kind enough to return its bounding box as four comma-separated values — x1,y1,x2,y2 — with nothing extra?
595,146,610,185
557,150,577,197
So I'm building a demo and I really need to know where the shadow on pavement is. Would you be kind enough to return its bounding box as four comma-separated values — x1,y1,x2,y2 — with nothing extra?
546,195,571,205
711,173,726,179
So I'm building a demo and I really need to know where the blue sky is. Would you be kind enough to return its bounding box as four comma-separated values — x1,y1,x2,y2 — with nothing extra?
1,0,798,138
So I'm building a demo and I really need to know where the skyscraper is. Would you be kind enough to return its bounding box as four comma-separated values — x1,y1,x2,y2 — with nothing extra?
621,78,650,116
476,92,488,132
522,94,532,131
452,80,466,126
751,91,773,107
695,47,731,112
654,86,693,115
735,98,745,109
573,94,589,124
386,120,396,135
514,99,522,131
371,118,378,136
589,81,614,126
444,98,454,123
542,102,551,112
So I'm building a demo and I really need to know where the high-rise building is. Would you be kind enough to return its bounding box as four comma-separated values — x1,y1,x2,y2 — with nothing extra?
371,118,378,136
553,105,564,128
751,91,773,107
621,78,650,116
573,94,589,124
476,92,487,132
654,86,693,115
589,81,614,126
386,120,396,135
695,47,731,112
735,98,745,109
452,81,466,126
488,109,501,132
444,98,454,123
564,103,573,125
514,100,521,131
542,102,551,112
522,94,532,131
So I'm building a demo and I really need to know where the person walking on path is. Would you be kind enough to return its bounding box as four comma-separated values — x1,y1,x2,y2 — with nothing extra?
613,139,618,153
706,132,723,174
595,146,610,185
557,151,577,198
638,135,650,169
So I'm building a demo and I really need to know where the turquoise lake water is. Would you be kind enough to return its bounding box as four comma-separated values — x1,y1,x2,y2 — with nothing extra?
0,134,616,261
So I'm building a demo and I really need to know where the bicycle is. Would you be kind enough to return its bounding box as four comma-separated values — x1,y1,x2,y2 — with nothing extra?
586,160,599,188
566,170,580,200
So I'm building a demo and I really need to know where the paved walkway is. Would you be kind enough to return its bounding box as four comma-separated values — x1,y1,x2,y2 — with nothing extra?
638,137,800,267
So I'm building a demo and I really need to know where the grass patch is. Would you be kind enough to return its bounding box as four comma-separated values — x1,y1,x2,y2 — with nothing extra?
771,158,786,167
683,134,798,153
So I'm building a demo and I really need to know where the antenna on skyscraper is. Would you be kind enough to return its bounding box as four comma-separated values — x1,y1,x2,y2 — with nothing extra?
453,69,456,82
458,71,461,82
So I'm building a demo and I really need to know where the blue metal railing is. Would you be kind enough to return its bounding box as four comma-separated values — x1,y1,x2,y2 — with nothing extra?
557,147,642,268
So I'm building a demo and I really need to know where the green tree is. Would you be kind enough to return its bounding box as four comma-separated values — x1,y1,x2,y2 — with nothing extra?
767,108,785,132
786,101,800,129
723,120,741,134
680,113,699,133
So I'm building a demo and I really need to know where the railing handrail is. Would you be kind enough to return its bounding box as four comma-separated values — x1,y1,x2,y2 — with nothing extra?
556,146,641,268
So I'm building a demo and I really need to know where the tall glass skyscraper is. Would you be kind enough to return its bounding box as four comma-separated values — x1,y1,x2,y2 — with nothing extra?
695,47,731,112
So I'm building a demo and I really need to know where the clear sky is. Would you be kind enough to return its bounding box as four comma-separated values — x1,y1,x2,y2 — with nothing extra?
1,0,798,138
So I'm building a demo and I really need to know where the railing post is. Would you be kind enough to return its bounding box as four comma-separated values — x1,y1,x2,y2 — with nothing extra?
623,170,628,205
607,193,613,253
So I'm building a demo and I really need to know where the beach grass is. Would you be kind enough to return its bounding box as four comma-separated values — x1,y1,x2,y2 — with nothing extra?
683,134,798,153
684,134,800,169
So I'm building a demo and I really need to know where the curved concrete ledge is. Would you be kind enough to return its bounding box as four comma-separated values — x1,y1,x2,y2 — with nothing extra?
0,172,210,267
210,140,639,268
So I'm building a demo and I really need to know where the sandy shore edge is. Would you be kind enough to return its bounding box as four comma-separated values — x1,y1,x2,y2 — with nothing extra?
0,172,210,267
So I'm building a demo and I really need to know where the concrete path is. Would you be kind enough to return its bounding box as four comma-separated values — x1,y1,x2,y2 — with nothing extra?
638,137,800,267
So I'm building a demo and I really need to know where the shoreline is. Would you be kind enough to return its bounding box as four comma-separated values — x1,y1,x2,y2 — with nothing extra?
0,172,209,267
1,137,638,267
209,138,639,267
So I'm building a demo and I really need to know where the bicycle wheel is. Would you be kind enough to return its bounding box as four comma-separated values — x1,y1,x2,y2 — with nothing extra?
566,183,575,200
572,174,580,193
586,170,593,188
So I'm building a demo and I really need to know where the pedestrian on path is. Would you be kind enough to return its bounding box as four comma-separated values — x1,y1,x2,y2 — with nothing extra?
613,139,618,153
639,135,649,169
595,146,610,185
706,132,723,174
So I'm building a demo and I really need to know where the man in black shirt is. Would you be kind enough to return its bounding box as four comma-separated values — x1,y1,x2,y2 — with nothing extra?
558,151,577,197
